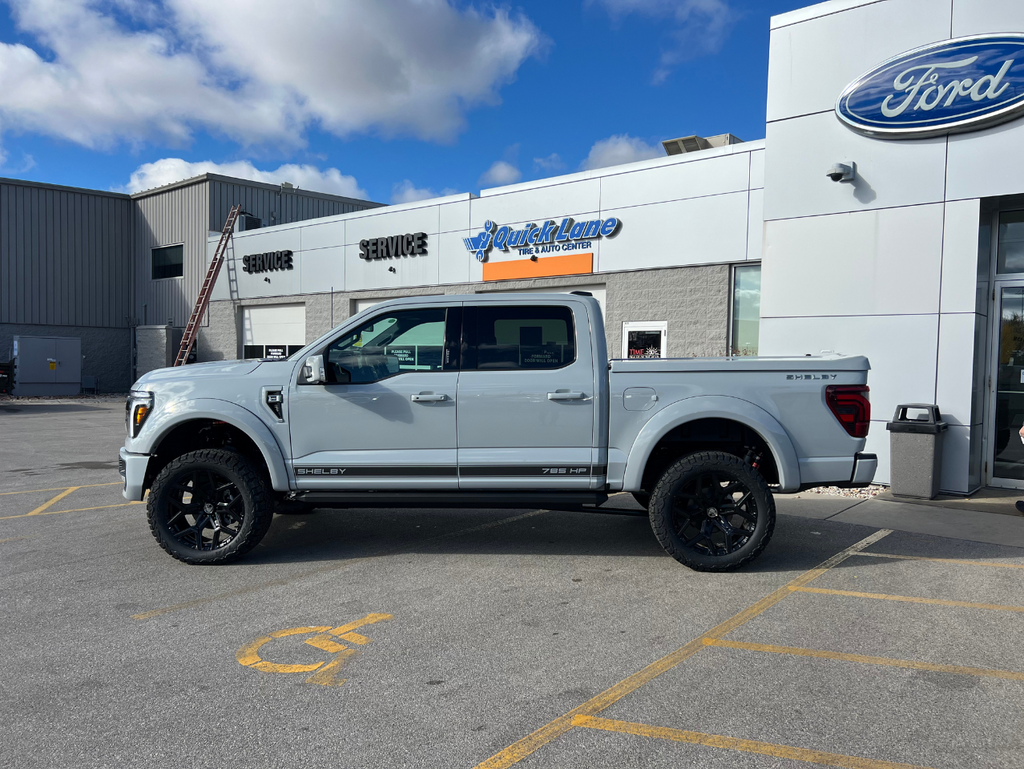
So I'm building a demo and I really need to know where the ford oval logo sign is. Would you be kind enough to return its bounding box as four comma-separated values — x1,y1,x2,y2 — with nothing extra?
837,34,1024,139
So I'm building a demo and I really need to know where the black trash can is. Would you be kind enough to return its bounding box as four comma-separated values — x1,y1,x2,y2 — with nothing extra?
886,404,948,499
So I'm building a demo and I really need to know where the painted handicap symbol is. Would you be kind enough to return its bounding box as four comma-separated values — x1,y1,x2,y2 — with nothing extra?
236,613,392,686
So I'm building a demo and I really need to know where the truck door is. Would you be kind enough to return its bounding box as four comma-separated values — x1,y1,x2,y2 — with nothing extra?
289,305,462,489
457,302,600,489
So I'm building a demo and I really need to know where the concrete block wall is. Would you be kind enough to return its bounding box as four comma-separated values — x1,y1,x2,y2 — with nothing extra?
134,325,173,379
198,264,731,363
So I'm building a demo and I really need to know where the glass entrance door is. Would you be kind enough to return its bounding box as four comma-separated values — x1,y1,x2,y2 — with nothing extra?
992,284,1024,486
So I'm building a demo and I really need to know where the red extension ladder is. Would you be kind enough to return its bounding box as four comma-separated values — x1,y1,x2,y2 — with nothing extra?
173,205,242,367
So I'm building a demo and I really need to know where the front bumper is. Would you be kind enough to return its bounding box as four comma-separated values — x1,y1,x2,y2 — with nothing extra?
120,447,151,501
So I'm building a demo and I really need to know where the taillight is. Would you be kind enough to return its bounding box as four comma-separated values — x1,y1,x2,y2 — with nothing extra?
826,385,870,438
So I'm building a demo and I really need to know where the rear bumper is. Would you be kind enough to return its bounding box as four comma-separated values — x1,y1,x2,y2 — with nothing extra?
850,452,878,486
793,452,877,492
120,447,150,501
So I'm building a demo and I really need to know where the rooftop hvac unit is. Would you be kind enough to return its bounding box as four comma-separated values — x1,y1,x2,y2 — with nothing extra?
662,133,744,155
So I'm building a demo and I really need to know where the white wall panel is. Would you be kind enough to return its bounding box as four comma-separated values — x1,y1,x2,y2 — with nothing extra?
759,313,940,426
437,231,473,285
472,179,601,229
439,199,471,234
231,228,301,258
952,0,1024,36
299,246,345,295
946,120,1024,201
344,243,439,292
761,205,944,318
940,199,982,314
764,111,947,221
599,152,750,211
746,189,764,262
766,0,951,122
299,220,345,252
934,312,979,427
599,193,748,273
346,207,439,246
749,149,765,190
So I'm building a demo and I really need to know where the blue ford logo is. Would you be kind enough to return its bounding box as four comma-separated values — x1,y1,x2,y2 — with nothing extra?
837,34,1024,138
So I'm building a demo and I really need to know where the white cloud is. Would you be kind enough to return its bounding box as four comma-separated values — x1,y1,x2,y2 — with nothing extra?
580,135,661,170
0,0,545,150
124,158,369,199
591,0,737,82
533,153,564,173
479,160,522,187
390,179,460,204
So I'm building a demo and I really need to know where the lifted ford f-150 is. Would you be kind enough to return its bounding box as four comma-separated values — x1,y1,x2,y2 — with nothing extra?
120,293,875,571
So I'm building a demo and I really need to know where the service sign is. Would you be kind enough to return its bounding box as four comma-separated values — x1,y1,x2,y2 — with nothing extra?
836,34,1024,139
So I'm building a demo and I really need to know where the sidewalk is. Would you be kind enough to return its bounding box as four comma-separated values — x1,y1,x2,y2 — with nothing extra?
776,490,1024,549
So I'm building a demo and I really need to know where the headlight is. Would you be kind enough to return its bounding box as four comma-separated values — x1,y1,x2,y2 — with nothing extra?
126,390,154,438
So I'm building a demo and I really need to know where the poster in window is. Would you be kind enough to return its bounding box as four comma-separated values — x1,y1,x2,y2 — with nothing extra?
627,329,663,359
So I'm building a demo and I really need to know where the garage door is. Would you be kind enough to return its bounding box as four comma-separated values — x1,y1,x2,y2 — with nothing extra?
242,304,306,359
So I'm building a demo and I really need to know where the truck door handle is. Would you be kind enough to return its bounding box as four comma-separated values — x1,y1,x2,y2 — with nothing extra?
547,391,585,401
411,393,448,402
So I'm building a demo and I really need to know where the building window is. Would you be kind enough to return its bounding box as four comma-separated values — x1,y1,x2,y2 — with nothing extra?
152,245,184,279
997,210,1024,273
622,321,667,359
731,264,761,355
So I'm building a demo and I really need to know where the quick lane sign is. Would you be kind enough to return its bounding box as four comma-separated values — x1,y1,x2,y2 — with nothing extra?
837,34,1024,139
463,217,620,262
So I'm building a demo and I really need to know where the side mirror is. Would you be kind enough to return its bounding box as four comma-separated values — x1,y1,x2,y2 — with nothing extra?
301,355,326,385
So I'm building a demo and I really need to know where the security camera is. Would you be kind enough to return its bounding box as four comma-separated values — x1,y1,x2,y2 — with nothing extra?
826,162,855,183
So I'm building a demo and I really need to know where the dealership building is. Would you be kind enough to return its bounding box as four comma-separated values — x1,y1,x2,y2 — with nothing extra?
6,0,1024,496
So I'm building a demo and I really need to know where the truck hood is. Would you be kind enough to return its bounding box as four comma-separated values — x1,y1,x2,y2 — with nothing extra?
132,360,262,389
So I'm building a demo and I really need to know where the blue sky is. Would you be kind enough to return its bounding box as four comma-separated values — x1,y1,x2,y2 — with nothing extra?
0,0,809,203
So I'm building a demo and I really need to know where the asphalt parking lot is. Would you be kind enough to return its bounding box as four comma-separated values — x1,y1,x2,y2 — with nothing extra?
2,400,1024,769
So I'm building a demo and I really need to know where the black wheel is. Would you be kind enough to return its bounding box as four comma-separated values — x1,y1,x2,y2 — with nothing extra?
147,449,274,565
648,451,775,572
631,491,651,509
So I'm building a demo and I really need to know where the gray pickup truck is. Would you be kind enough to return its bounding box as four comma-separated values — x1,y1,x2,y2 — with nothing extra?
120,293,875,571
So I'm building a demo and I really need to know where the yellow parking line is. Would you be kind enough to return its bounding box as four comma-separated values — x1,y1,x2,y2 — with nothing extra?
0,501,144,521
796,586,1024,613
852,552,1024,570
25,487,79,515
472,528,893,769
704,639,1024,682
0,482,122,496
573,716,933,769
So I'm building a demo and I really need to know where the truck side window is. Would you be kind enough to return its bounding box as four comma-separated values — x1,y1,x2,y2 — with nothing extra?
324,308,447,383
463,306,576,371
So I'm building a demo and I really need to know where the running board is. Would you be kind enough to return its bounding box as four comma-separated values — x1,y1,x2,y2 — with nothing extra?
294,490,610,510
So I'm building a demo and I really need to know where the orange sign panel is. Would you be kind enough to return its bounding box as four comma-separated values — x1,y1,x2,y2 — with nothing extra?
482,252,593,282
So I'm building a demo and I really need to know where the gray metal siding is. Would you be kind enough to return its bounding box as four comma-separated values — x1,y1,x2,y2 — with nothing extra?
134,181,210,327
0,181,132,328
133,178,376,328
208,180,373,231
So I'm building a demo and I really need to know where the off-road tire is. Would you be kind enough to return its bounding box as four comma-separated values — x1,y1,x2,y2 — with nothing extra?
147,449,274,565
648,451,775,572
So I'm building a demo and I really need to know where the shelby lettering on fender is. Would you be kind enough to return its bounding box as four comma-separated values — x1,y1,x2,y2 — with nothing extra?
243,250,294,274
359,232,428,261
